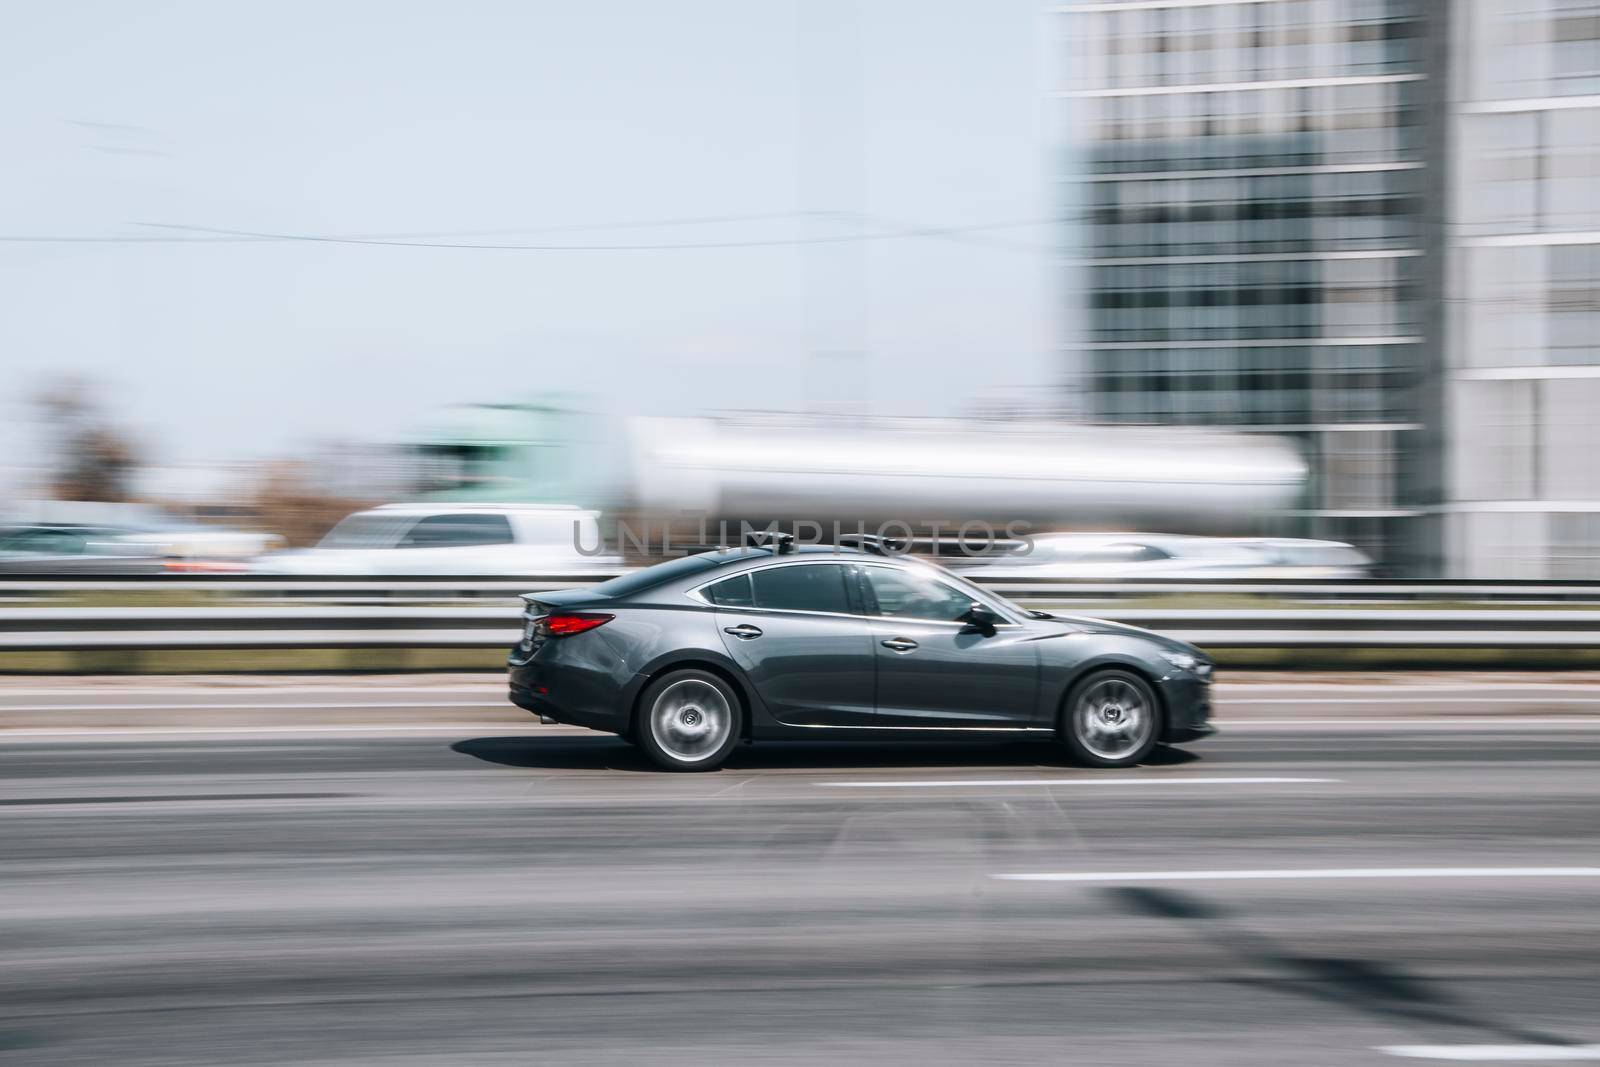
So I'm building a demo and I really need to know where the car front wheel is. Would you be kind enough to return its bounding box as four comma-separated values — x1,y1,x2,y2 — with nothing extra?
635,669,742,772
1061,669,1161,768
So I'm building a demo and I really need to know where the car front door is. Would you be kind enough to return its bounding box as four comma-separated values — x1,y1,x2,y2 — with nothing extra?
860,563,1040,728
705,562,877,727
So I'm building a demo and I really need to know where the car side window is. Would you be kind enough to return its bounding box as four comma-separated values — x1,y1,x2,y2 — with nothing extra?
704,573,754,607
398,514,515,548
863,567,978,623
750,564,851,614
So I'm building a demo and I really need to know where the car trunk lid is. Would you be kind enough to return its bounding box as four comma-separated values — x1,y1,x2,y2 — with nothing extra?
519,588,613,615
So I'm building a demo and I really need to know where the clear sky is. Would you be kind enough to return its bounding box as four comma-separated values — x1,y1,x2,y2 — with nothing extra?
0,0,1055,467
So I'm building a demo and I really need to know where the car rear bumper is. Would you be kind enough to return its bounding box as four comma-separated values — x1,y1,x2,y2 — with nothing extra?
508,653,632,734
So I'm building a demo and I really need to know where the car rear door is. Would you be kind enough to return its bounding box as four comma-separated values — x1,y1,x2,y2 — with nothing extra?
859,563,1040,728
705,561,877,727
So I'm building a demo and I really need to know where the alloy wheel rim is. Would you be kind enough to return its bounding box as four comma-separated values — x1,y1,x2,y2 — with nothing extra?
1074,677,1153,760
650,679,732,762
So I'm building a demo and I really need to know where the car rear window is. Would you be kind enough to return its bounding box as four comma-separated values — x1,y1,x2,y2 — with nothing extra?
750,564,851,614
704,573,754,607
586,553,730,598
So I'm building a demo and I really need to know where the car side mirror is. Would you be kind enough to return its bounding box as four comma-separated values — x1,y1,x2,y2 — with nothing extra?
962,600,999,635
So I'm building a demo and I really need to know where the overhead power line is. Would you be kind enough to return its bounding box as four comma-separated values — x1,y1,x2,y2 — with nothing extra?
0,214,1061,251
139,217,1060,250
0,210,819,244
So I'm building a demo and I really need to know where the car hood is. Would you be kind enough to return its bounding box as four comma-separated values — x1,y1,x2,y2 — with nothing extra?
1029,612,1204,658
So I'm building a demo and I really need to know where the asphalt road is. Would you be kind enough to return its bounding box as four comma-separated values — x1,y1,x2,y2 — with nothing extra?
3,683,1600,1065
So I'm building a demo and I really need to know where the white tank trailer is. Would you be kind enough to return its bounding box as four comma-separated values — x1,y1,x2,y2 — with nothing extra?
623,415,1306,535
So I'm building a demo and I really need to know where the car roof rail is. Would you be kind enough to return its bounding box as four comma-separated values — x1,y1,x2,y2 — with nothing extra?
835,534,907,556
743,531,795,555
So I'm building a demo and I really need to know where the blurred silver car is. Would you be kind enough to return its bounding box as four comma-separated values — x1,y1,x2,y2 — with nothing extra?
1230,538,1374,579
0,525,167,574
253,503,621,576
950,532,1370,581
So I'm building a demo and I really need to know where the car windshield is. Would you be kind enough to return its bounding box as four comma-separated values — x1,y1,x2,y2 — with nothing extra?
316,514,412,549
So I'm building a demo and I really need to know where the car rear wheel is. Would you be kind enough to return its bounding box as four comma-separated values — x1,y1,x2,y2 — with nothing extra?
635,669,742,772
1061,669,1161,768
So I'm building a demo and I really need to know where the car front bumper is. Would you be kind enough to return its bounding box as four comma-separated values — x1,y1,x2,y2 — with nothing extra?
1156,668,1214,743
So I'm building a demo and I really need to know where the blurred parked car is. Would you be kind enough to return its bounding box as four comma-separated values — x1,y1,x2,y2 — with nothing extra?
0,523,284,574
0,525,167,574
252,503,621,576
949,532,1369,581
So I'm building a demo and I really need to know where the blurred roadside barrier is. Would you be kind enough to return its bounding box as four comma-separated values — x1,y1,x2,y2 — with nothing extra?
9,576,1600,671
10,573,1600,603
8,604,1600,652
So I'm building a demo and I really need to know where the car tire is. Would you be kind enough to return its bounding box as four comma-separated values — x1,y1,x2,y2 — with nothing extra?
634,669,743,772
1061,669,1162,768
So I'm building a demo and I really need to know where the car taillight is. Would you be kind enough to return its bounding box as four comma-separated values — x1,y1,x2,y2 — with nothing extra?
542,613,614,637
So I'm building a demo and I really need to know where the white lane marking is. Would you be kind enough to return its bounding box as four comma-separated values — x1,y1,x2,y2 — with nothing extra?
0,685,503,697
0,701,504,711
993,867,1600,883
1378,1046,1600,1061
0,724,547,739
1217,718,1600,727
1226,697,1600,705
818,776,1336,789
1218,683,1600,692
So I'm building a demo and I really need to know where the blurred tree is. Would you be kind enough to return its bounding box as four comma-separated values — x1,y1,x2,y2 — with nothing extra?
248,459,375,548
35,378,141,502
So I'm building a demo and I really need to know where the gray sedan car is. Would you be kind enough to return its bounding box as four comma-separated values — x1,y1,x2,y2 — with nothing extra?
508,539,1214,771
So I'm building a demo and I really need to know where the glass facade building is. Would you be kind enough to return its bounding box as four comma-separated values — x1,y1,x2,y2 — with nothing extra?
1448,0,1600,577
1060,0,1445,568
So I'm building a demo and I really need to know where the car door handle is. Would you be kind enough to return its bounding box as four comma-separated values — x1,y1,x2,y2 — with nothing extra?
880,637,919,653
723,624,764,640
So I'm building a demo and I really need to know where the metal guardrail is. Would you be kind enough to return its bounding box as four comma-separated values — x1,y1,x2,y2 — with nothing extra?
7,573,1600,601
5,604,1600,651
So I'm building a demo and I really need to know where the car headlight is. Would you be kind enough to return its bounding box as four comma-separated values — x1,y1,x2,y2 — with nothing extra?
1159,650,1200,673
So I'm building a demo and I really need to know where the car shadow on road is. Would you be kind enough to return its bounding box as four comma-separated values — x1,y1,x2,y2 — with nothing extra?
451,735,1202,773
1103,885,1584,1049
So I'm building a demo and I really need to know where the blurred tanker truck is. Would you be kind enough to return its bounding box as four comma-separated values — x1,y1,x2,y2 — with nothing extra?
624,414,1304,531
409,403,1307,547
